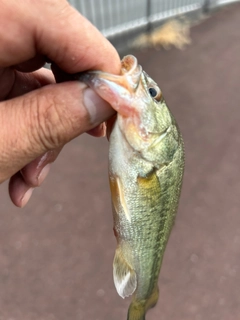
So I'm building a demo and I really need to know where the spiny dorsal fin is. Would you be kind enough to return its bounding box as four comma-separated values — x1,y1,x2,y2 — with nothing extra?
113,248,137,298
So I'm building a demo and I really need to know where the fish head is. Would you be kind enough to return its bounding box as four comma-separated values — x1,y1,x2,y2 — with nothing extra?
81,55,180,165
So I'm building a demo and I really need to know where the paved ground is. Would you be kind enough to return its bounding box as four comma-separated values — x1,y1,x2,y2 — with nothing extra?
0,3,240,320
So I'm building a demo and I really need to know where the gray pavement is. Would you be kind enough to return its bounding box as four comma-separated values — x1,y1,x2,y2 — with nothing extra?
0,3,240,320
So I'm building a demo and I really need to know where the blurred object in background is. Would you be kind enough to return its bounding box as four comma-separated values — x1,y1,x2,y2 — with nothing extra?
69,0,240,52
132,18,192,50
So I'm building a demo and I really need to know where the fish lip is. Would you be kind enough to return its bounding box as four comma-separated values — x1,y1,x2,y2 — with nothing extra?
78,55,142,92
121,55,142,90
121,55,138,74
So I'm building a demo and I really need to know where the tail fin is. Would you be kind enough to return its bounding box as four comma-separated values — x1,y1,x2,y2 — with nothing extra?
127,286,159,320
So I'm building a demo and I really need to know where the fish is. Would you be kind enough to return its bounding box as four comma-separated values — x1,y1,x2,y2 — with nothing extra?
80,55,184,320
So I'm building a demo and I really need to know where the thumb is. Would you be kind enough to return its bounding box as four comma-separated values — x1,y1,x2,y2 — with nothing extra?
0,81,114,183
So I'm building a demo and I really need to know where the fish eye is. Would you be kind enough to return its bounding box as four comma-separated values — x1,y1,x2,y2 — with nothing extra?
148,86,162,102
149,87,157,97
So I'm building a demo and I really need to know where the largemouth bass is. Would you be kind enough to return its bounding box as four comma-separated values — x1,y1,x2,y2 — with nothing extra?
80,55,184,320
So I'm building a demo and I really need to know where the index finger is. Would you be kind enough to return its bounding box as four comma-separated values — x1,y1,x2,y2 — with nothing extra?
0,0,121,74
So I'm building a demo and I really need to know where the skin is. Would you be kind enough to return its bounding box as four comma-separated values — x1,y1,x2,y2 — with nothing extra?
0,0,121,207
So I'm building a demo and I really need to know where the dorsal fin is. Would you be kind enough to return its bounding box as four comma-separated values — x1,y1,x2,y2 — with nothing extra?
113,247,137,298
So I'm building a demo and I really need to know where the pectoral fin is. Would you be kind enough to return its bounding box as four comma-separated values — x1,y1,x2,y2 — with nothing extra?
109,176,131,221
113,247,137,298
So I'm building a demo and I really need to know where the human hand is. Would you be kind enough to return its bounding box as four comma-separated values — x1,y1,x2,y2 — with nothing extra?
0,0,120,207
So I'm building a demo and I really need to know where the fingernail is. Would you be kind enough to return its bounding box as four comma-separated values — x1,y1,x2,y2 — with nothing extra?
21,188,34,208
37,164,50,185
83,88,115,125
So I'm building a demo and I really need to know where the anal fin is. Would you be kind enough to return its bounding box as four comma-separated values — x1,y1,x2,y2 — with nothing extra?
113,247,137,299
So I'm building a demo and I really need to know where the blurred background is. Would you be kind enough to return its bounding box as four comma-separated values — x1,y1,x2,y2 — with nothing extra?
0,1,240,319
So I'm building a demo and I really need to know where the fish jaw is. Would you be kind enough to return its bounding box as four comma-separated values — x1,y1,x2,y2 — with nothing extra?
79,55,144,118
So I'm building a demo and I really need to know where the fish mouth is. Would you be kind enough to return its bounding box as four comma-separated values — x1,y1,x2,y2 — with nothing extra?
79,55,142,90
120,55,142,89
78,55,143,116
121,55,138,73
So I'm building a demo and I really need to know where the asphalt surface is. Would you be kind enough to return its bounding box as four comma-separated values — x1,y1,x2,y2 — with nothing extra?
0,3,240,320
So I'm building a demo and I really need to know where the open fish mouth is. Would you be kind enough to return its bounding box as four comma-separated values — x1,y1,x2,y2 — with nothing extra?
78,55,143,116
119,55,142,89
79,55,142,91
121,55,138,74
